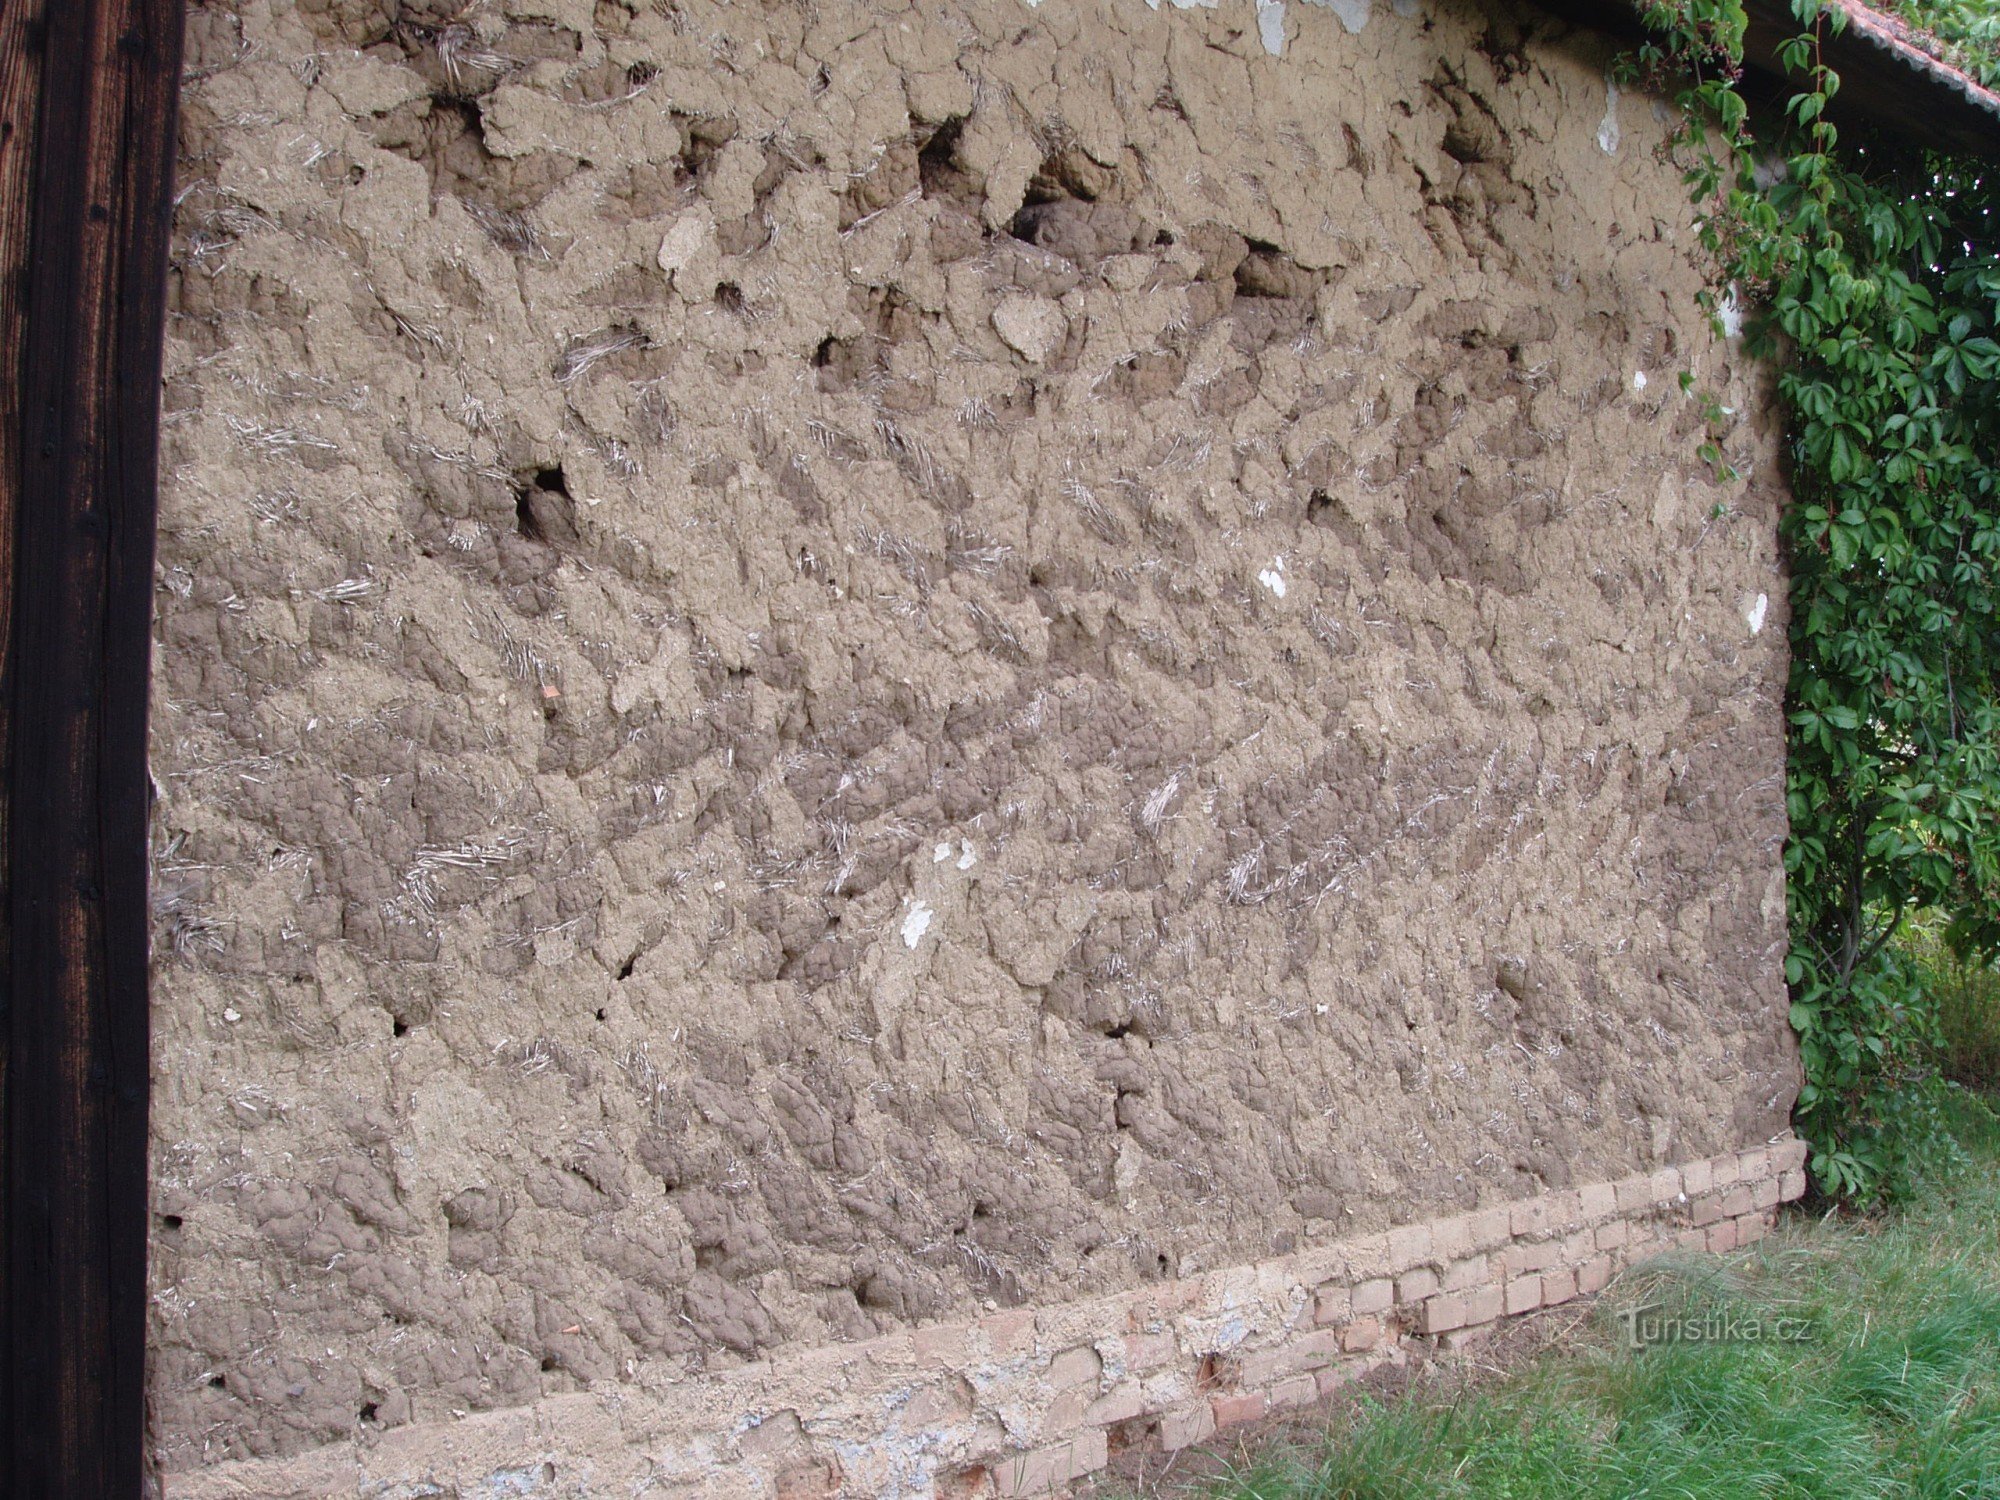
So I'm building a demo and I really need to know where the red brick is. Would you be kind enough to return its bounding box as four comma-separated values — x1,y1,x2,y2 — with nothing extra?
1577,1256,1614,1296
1681,1159,1714,1196
1738,1147,1771,1182
1706,1219,1739,1253
1123,1331,1176,1372
981,1310,1038,1358
1285,1329,1345,1374
1546,1191,1584,1232
1314,1286,1352,1327
1159,1405,1216,1452
1046,1345,1101,1389
1540,1269,1578,1307
774,1457,842,1500
1511,1198,1551,1238
1751,1176,1781,1211
1440,1324,1495,1354
1560,1230,1597,1265
914,1325,970,1367
1341,1316,1384,1353
1595,1220,1629,1251
1647,1168,1683,1205
1085,1386,1148,1427
1779,1169,1807,1202
1316,1362,1359,1398
1432,1213,1475,1261
1614,1174,1655,1213
1720,1185,1755,1218
1420,1294,1468,1335
1505,1239,1559,1276
1676,1229,1708,1253
1396,1268,1440,1305
1238,1332,1340,1387
1441,1255,1489,1293
1344,1233,1392,1279
992,1431,1109,1497
1041,1387,1091,1438
1269,1374,1319,1410
1211,1392,1267,1429
1773,1137,1809,1174
1464,1283,1505,1326
1579,1183,1618,1222
1736,1212,1771,1246
1469,1207,1513,1250
1504,1278,1541,1316
1350,1278,1393,1317
1387,1224,1432,1272
1710,1155,1744,1188
935,1464,992,1500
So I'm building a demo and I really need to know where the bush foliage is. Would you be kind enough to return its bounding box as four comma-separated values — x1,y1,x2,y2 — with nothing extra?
1635,1,2000,1200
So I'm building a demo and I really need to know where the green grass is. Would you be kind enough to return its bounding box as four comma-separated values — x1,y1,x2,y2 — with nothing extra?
1922,938,2000,1093
1173,1092,2000,1500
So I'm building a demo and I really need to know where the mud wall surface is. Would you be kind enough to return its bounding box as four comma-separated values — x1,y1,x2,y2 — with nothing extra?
151,0,1797,1473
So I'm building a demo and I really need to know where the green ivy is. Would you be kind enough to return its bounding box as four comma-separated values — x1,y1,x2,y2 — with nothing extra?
1634,0,2000,1202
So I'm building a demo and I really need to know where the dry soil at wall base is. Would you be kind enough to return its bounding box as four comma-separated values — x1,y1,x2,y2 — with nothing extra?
150,0,1798,1483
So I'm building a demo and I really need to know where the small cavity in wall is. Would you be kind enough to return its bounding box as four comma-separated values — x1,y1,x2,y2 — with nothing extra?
162,1140,1808,1500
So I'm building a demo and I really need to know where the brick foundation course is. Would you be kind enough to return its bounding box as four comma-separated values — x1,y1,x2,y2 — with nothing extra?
162,1140,1807,1500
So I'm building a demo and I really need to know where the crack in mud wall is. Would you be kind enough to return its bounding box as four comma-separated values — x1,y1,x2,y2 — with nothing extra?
151,0,1796,1470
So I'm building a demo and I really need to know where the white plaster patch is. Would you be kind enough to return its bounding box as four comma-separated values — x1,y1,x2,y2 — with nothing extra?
1258,556,1287,597
1718,284,1744,339
1597,75,1622,156
1257,0,1286,55
956,841,977,870
1633,370,1648,392
901,899,934,949
1745,592,1769,636
934,842,953,862
1304,0,1371,34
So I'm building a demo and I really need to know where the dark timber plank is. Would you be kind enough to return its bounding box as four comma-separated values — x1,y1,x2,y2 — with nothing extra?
2,0,184,1494
0,3,45,1478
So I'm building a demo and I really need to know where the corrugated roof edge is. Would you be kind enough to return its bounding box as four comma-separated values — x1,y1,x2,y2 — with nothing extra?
1817,0,2000,126
1537,0,2000,159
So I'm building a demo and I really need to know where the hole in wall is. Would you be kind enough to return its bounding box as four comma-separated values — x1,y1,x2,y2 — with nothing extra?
917,117,972,202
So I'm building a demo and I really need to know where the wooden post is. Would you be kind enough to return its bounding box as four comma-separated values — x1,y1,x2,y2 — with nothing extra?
1,0,184,1493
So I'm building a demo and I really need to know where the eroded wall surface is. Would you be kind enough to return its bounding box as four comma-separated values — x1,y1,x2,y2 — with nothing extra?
151,0,1797,1472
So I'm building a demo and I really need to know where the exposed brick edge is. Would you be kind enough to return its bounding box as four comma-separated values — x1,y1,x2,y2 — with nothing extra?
160,1140,1809,1500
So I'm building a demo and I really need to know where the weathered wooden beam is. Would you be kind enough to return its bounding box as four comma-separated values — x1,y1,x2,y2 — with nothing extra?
1,0,184,1493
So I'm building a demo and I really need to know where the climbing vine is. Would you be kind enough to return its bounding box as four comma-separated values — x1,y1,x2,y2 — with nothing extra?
1634,0,2000,1201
